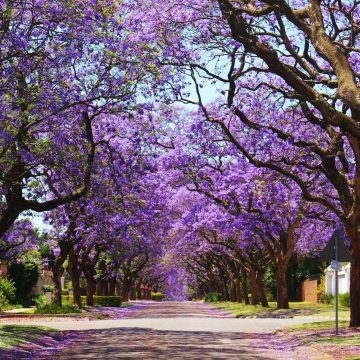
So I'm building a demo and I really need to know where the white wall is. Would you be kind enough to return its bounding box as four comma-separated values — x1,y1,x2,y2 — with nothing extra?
324,264,351,295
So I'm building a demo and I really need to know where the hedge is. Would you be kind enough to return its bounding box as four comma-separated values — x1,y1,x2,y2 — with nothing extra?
151,292,163,301
35,303,81,314
62,295,122,307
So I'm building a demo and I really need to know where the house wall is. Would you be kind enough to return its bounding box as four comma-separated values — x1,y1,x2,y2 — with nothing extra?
325,264,351,295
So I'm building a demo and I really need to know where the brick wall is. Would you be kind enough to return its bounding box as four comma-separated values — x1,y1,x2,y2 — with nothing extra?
300,279,319,303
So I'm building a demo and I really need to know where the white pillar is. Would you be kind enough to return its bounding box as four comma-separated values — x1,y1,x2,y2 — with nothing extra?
325,271,333,295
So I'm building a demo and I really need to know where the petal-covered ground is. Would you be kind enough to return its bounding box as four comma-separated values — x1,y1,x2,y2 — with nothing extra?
0,302,359,359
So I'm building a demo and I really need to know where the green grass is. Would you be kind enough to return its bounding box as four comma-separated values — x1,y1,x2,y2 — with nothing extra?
17,308,35,314
212,301,350,319
34,303,81,314
120,302,133,308
284,321,360,354
287,320,349,331
4,308,36,314
315,336,360,345
0,325,57,350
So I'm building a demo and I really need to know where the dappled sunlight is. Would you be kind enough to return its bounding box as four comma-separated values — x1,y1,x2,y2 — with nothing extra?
36,328,272,360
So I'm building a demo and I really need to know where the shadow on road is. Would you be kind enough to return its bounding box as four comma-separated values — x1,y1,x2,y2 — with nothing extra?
27,327,273,359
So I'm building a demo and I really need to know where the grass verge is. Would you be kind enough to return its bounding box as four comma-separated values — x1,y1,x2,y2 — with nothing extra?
212,301,350,319
0,325,57,350
35,303,81,314
280,321,360,360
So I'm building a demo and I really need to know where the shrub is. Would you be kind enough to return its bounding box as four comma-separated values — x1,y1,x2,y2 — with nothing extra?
9,261,38,303
33,294,50,308
320,293,333,305
62,289,70,295
0,277,16,304
151,292,163,301
317,274,326,303
91,296,122,307
204,292,222,302
0,292,10,311
42,285,54,293
35,303,81,314
62,295,122,307
339,292,350,307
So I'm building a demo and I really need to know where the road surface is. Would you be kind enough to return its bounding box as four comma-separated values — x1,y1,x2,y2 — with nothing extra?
2,301,330,359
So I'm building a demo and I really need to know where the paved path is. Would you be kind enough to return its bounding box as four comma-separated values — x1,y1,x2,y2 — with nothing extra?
2,302,331,359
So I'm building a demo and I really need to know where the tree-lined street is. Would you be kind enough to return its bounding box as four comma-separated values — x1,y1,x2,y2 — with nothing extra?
0,302,333,359
1,0,360,358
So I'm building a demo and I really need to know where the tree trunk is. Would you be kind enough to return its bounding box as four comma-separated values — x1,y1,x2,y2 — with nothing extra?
85,277,95,306
68,248,81,307
345,224,360,327
230,277,236,302
235,276,242,303
0,203,22,238
71,270,81,307
51,241,70,306
222,278,230,301
276,260,289,309
102,280,109,296
52,261,63,306
350,256,360,327
108,277,116,296
84,268,96,307
115,281,121,296
83,261,97,307
350,238,360,327
96,280,103,296
121,279,131,302
257,271,268,308
241,271,250,305
130,284,136,300
249,268,260,305
136,281,142,300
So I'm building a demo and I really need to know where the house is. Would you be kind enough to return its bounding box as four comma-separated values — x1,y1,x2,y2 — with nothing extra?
324,263,350,295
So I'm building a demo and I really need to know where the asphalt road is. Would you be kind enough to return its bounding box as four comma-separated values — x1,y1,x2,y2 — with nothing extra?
2,302,331,360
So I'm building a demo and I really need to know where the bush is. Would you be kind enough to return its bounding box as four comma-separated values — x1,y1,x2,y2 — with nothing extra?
204,292,222,302
91,296,122,307
151,292,163,301
62,295,122,307
62,289,70,295
42,285,54,293
320,293,333,305
35,303,81,314
339,292,350,307
9,261,38,303
0,277,16,304
0,292,10,311
33,294,50,308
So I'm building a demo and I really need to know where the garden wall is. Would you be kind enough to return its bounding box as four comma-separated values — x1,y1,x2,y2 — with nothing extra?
300,279,319,303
